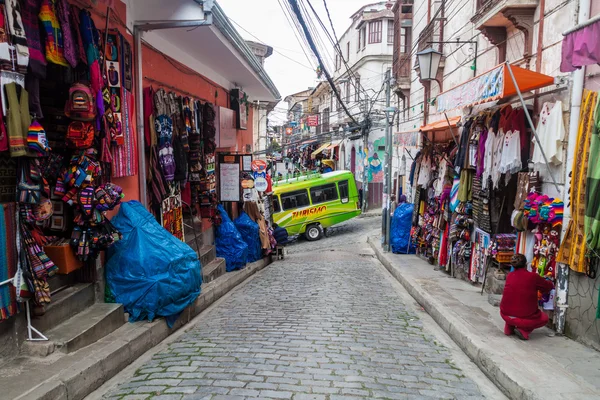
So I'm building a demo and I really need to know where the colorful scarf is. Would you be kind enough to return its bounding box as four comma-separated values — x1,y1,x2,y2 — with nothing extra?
55,0,77,68
111,89,138,177
39,0,68,67
557,90,598,273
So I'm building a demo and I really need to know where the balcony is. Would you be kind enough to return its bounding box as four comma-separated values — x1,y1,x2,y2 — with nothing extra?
471,0,538,61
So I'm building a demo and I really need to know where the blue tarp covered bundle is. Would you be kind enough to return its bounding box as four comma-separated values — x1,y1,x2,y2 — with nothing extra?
391,203,416,254
215,204,248,271
105,201,202,327
234,211,261,263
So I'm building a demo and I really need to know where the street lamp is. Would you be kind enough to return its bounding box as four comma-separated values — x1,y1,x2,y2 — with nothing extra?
416,48,443,81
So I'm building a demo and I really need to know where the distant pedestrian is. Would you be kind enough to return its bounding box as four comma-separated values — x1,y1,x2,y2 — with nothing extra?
500,254,554,340
358,188,363,209
389,195,397,216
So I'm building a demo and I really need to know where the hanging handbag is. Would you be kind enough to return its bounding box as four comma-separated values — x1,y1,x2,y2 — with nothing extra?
17,161,43,204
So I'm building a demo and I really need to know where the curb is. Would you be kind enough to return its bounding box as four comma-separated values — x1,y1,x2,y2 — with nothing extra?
367,237,532,400
15,257,272,400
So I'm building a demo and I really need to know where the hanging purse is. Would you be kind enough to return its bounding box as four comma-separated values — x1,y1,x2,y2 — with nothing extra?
17,161,43,204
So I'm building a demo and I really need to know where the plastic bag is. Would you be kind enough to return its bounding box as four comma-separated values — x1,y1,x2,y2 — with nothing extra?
105,201,201,327
391,203,416,254
215,204,248,271
234,212,261,263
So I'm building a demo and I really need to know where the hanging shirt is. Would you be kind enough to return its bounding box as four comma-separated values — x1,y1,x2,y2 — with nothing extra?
491,129,505,189
499,129,522,176
533,101,565,166
417,155,432,187
481,129,495,189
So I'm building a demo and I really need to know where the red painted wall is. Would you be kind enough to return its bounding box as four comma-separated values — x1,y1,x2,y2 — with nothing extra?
80,0,257,226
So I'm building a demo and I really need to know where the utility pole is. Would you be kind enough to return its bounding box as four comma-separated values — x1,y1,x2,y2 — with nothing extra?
383,70,392,251
361,110,370,213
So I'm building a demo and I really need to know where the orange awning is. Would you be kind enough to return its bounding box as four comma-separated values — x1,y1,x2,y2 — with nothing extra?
420,116,461,132
436,63,555,112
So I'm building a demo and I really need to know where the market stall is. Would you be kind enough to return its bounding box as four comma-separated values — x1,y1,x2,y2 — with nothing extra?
409,62,565,310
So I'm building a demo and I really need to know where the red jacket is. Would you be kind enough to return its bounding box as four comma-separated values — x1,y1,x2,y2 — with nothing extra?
500,268,554,319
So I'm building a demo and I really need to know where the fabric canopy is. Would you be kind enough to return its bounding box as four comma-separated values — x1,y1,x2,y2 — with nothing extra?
420,116,461,132
327,139,343,150
436,64,555,113
311,142,331,159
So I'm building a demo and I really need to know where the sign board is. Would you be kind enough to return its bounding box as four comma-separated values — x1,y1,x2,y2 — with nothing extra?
307,115,319,127
285,127,293,135
251,159,267,173
394,131,419,147
436,65,503,112
218,153,255,202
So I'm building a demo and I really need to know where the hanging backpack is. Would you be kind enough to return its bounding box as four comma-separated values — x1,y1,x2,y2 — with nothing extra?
66,121,95,149
65,83,96,121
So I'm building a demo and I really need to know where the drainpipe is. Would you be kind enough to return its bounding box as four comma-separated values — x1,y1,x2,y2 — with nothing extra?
555,0,591,335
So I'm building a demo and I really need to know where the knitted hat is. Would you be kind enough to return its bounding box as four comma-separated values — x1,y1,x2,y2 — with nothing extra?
27,120,51,155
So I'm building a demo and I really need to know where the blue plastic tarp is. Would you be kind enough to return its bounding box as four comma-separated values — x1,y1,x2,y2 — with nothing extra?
215,205,248,271
234,212,261,263
391,203,416,254
105,201,202,327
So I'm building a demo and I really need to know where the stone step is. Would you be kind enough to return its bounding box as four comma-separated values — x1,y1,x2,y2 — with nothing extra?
199,245,216,266
202,257,226,284
46,303,124,354
33,283,95,333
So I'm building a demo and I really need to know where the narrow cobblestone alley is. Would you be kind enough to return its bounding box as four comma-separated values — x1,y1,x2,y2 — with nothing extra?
98,218,505,400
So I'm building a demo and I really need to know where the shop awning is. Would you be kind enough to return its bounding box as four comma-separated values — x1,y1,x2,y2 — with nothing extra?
311,142,331,159
327,140,343,150
420,116,461,132
435,64,555,113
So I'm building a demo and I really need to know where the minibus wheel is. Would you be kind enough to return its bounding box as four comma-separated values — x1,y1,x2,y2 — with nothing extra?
305,224,323,241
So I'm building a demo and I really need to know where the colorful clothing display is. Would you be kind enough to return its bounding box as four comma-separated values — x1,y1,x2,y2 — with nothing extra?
558,90,598,273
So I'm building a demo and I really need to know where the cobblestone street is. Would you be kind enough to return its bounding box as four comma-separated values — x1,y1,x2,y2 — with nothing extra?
100,217,504,400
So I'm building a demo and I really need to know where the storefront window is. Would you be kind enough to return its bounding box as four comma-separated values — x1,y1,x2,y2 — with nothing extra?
281,190,310,210
310,183,338,204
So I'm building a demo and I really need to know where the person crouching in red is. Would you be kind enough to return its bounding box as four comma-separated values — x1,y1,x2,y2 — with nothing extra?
500,254,554,340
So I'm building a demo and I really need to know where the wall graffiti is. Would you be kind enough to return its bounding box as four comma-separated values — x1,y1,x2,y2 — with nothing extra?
347,135,386,183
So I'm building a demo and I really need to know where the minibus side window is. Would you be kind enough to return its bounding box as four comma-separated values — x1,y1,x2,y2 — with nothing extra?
310,183,338,205
281,190,310,210
273,196,281,212
338,180,349,203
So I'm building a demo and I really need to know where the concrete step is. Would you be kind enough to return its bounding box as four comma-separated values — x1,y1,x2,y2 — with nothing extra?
33,283,95,332
46,303,124,354
48,273,75,293
199,245,216,266
202,257,226,284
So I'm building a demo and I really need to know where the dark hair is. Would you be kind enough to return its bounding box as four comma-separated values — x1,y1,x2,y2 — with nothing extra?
511,254,527,269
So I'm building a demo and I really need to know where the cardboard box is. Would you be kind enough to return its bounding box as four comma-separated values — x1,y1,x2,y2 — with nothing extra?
44,244,82,275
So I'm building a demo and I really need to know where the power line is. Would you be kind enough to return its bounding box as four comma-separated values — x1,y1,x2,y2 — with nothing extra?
287,0,358,126
276,0,318,70
227,17,316,71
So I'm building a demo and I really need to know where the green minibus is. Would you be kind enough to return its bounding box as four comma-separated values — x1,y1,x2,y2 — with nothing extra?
272,170,361,241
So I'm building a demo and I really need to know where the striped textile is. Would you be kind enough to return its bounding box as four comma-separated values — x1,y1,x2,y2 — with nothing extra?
0,203,17,320
557,90,598,273
111,89,138,178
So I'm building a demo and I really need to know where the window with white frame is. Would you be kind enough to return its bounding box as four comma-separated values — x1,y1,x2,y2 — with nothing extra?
361,27,366,49
368,20,382,44
387,19,394,44
346,42,350,60
355,77,361,102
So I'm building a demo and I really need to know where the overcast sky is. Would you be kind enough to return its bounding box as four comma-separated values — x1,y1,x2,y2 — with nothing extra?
217,0,376,124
